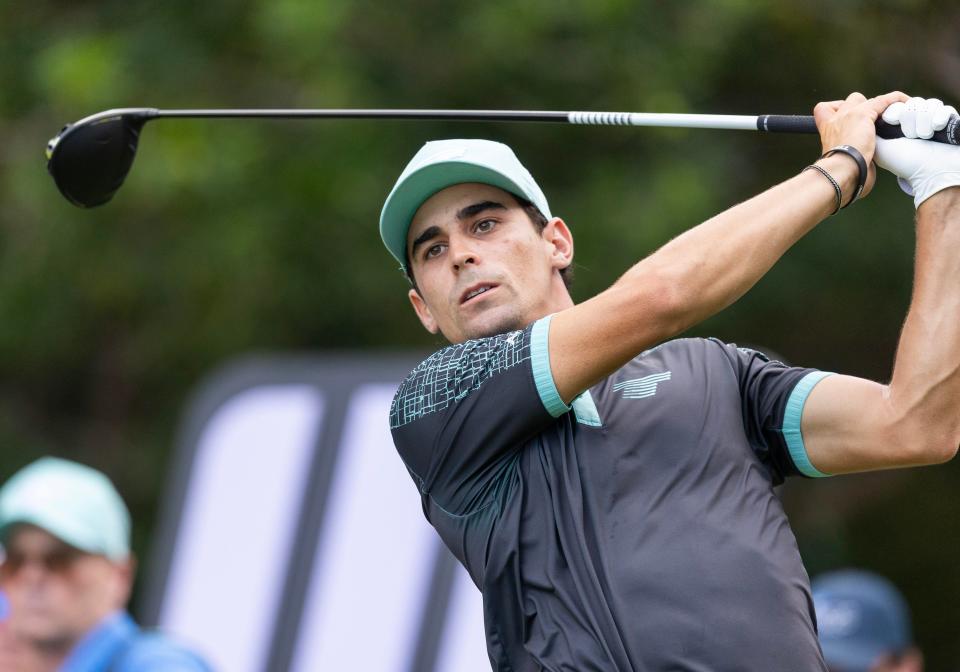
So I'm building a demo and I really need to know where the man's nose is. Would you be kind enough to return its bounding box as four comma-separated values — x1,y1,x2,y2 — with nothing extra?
449,236,478,271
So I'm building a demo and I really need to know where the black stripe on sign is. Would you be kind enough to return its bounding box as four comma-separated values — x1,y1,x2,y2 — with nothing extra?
407,543,460,672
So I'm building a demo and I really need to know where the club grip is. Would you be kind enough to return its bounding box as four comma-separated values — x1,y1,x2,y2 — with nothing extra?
756,115,818,134
875,116,960,145
758,114,960,145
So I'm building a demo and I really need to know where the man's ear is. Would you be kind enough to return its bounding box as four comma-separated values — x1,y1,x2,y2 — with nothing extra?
114,555,137,608
543,217,574,271
408,288,439,334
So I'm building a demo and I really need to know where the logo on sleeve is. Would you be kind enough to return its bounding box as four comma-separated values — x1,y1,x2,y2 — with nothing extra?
613,372,672,399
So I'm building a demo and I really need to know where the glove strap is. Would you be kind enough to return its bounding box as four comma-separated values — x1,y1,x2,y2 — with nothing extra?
802,164,843,215
821,145,868,208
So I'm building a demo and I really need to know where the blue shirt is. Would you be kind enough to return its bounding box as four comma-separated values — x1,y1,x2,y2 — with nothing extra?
60,611,211,672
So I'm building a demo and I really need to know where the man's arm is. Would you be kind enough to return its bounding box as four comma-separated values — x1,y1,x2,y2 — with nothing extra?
548,91,907,403
801,188,960,473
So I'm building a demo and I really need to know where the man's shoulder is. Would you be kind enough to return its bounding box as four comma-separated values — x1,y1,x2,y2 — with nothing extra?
390,326,535,429
116,630,211,671
406,327,534,375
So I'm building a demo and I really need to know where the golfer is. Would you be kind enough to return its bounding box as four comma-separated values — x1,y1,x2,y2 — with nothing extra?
380,92,960,671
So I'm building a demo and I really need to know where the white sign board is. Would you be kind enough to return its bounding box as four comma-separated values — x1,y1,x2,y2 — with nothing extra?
143,356,488,672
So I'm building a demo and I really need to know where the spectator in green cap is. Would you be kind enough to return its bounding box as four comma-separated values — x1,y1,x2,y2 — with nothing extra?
0,457,211,671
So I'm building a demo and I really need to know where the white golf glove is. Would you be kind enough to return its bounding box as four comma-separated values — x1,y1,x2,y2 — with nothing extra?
874,97,960,209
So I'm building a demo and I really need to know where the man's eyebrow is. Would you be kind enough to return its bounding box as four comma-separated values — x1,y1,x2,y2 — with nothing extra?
456,201,507,221
410,225,442,259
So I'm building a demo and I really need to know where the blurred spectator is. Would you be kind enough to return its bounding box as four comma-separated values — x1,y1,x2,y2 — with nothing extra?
0,457,211,671
813,569,923,672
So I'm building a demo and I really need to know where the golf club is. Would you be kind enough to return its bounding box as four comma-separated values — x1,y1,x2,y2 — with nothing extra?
46,107,960,208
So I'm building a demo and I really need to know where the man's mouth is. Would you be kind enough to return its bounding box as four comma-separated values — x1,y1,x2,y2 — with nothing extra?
460,283,498,305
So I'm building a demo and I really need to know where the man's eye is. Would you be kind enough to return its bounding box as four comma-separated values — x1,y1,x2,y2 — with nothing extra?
424,243,445,259
475,219,496,233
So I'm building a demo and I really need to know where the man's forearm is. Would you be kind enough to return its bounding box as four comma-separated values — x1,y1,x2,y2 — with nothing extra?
550,93,906,403
887,187,960,458
617,153,858,336
550,155,859,402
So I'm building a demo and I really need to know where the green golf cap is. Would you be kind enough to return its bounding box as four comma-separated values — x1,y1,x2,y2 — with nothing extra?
379,139,552,272
0,457,131,560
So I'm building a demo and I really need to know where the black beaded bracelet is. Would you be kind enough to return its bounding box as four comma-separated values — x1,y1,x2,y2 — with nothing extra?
821,144,868,208
802,164,842,215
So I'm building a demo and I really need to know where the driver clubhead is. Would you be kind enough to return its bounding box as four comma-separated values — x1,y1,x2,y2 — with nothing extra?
46,114,146,208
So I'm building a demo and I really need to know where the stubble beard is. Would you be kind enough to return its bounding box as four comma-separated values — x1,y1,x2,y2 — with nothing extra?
459,305,529,341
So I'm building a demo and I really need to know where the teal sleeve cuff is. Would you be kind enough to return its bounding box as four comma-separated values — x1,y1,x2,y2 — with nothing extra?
782,370,834,478
531,315,571,418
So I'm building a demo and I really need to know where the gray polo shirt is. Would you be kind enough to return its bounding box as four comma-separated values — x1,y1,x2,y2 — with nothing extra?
390,314,831,671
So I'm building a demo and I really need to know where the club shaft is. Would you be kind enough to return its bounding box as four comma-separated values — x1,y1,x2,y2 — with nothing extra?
157,109,572,122
69,108,960,144
155,108,778,131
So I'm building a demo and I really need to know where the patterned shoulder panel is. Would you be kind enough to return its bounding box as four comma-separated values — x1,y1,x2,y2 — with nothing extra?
390,327,532,429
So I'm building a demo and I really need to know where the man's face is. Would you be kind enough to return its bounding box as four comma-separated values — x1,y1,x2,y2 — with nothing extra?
405,183,572,343
0,525,132,650
868,650,924,672
826,650,924,672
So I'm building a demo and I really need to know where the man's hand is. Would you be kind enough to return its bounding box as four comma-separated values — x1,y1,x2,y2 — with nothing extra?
875,96,960,209
812,91,909,202
883,96,958,139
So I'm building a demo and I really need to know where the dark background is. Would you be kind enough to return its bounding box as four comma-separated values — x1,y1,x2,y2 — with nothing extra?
2,1,958,666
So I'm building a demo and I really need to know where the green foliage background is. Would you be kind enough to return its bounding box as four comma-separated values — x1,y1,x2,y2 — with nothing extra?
2,0,958,665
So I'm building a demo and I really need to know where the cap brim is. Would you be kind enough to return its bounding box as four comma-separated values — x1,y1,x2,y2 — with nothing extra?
0,512,118,559
379,160,537,271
